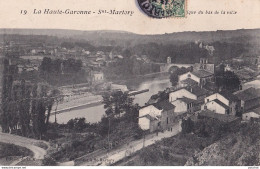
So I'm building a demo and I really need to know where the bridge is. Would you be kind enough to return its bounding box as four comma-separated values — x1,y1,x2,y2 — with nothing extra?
158,63,193,72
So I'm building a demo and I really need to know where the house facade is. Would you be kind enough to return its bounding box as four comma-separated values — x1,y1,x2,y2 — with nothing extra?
201,99,229,115
234,87,260,112
138,101,175,132
201,91,240,116
171,97,195,115
178,58,215,88
169,88,197,102
169,86,209,112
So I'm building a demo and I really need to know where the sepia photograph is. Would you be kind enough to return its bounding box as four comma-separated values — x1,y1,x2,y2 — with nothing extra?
0,0,260,167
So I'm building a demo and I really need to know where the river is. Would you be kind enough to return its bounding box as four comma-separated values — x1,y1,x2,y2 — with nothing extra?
50,75,172,124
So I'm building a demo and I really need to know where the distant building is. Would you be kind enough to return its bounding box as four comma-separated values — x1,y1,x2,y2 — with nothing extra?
201,90,240,116
194,58,215,74
91,71,104,82
138,100,175,132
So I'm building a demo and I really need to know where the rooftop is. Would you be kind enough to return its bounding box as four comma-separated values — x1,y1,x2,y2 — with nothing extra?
212,99,230,110
177,97,196,104
139,114,158,121
199,110,239,123
180,78,198,86
154,100,175,111
186,85,209,97
219,90,239,102
235,87,260,101
192,70,213,78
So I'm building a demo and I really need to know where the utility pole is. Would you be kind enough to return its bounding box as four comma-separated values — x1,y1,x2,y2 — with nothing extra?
108,116,111,151
143,131,145,148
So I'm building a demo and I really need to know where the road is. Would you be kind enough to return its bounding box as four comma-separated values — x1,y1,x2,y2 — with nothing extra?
0,132,49,159
79,123,180,166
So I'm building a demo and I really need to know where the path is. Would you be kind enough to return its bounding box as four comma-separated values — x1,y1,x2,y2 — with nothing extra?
0,132,49,159
79,123,180,166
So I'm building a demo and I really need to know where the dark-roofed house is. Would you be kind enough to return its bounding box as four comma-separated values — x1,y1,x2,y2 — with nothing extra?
234,87,260,112
138,100,176,132
169,85,209,112
178,58,215,87
198,110,240,124
178,70,214,87
201,90,240,116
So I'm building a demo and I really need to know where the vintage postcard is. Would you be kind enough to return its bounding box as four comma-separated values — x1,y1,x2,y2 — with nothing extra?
0,0,260,167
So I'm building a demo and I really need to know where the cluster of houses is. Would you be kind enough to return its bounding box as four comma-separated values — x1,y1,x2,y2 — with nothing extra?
138,58,260,132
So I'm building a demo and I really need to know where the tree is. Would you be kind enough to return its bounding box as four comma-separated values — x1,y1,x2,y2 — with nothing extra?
102,91,134,117
169,67,190,86
181,118,194,134
215,70,240,92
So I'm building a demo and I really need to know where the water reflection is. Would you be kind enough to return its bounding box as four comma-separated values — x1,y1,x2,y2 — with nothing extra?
50,77,171,124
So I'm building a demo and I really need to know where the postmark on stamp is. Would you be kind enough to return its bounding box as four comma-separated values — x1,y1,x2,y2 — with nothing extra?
137,0,186,18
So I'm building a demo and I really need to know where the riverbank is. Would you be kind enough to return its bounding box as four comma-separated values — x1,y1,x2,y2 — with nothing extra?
52,94,103,113
51,100,103,115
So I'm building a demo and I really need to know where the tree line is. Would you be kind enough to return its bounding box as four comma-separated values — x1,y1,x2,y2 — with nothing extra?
39,57,88,86
0,58,61,139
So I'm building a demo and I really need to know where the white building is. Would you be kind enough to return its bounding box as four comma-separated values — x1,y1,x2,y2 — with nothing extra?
201,91,239,116
171,97,196,115
138,105,162,131
242,112,260,121
202,99,229,115
169,86,208,113
138,101,175,132
169,88,197,102
91,71,104,82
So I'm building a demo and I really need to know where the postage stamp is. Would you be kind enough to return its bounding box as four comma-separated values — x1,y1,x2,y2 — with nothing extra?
137,0,186,18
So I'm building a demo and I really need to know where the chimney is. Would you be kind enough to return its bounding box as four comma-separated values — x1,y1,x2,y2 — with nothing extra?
190,87,193,93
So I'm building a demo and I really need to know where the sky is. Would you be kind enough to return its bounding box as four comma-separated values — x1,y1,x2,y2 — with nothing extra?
0,0,259,34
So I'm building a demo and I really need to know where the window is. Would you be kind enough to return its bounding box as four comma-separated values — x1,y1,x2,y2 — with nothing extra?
204,105,207,109
226,109,230,115
167,117,169,124
188,74,191,78
207,99,209,102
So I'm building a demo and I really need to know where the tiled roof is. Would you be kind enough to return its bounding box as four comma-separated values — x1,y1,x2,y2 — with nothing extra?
139,114,158,121
213,99,229,110
154,100,175,111
199,110,239,123
186,86,209,97
219,90,239,102
235,87,260,101
177,97,196,104
192,70,213,78
140,100,175,111
180,78,198,86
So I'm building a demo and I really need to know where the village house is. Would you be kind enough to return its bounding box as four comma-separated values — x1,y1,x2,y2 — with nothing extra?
171,97,196,115
234,87,260,112
178,58,215,87
138,100,175,132
201,90,240,116
198,109,240,126
169,85,209,111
